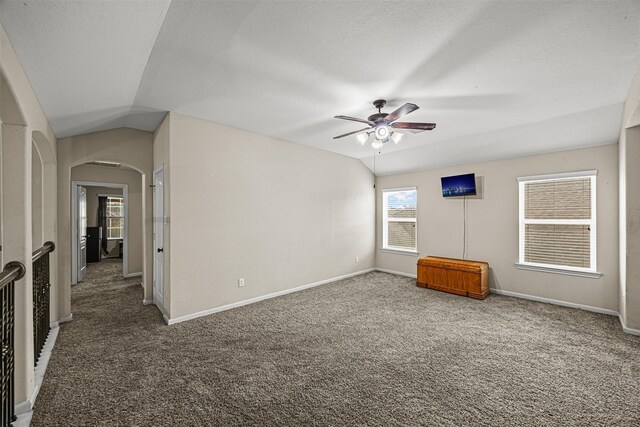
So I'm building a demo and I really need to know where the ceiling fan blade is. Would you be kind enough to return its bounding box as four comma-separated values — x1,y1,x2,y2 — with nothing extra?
334,115,375,126
391,122,436,131
333,127,371,140
385,103,419,122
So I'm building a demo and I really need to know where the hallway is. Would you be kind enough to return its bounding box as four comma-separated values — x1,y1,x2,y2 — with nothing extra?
31,259,163,426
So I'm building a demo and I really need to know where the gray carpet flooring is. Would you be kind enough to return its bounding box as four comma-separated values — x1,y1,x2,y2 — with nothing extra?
31,260,640,426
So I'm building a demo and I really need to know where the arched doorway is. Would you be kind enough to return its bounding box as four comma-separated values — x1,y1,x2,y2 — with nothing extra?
70,162,145,285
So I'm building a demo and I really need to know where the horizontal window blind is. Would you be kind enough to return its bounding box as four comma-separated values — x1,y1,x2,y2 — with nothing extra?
388,222,416,249
524,178,590,220
524,224,590,268
383,188,417,251
519,172,596,272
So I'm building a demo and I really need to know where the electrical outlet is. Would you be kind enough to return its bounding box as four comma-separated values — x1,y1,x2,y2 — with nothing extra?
355,256,359,263
238,278,245,287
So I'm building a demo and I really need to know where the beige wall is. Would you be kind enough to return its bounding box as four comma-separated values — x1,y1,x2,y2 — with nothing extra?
57,128,153,318
376,144,619,312
31,143,43,249
163,113,375,320
71,166,142,271
153,114,170,314
619,67,640,331
0,23,57,407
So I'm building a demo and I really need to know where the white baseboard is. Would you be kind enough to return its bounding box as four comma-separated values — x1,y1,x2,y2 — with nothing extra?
143,299,154,305
619,314,640,336
14,385,37,416
375,268,417,279
15,324,60,416
165,268,375,325
50,313,73,328
125,272,142,278
490,288,619,317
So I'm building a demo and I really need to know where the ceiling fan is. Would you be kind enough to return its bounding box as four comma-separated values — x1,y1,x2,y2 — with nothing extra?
334,99,436,149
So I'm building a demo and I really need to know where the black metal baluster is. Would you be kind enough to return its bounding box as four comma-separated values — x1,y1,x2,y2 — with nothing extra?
32,242,54,365
0,261,25,427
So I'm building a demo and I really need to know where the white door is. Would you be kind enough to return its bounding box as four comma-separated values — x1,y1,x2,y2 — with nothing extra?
153,169,164,307
77,185,87,282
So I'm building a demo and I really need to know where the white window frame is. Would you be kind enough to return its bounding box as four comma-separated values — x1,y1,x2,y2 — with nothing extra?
106,196,124,240
382,187,418,255
516,170,601,278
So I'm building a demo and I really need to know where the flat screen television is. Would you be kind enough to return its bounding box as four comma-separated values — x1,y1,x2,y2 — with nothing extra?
441,173,476,197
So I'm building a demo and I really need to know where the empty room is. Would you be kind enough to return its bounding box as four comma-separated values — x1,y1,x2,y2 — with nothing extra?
0,0,639,426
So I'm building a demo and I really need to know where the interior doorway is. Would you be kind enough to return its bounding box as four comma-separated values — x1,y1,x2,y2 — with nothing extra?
71,180,129,284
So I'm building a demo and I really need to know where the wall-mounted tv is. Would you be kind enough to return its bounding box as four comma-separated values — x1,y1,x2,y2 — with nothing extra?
441,173,477,197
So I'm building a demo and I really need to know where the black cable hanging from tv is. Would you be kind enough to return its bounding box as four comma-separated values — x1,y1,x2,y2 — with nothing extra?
463,196,467,260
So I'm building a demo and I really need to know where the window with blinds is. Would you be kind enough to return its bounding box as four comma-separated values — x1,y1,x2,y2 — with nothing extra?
382,188,417,252
518,171,596,272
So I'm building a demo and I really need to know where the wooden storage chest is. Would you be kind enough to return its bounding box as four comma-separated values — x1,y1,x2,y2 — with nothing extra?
416,256,489,300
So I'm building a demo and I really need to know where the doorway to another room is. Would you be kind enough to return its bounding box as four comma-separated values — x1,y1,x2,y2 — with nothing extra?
70,162,144,285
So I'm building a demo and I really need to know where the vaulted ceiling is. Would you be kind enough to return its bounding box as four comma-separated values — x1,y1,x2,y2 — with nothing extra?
1,1,639,174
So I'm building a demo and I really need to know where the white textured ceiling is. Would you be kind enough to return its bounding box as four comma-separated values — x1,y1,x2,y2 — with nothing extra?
1,0,639,174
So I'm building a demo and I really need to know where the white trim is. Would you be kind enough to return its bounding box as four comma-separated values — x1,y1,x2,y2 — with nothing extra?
619,314,640,336
515,263,602,278
375,268,417,278
71,180,129,281
55,314,73,326
14,389,37,416
380,248,419,256
50,313,73,328
517,169,598,182
490,288,618,316
517,172,597,273
105,195,125,240
143,299,154,305
124,272,142,278
165,268,375,325
15,324,61,418
382,187,418,252
380,186,417,192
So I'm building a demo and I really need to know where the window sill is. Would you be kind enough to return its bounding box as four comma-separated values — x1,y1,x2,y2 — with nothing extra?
515,263,602,279
107,238,123,241
381,248,419,256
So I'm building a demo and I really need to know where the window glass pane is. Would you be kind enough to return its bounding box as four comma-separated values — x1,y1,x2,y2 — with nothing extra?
107,198,124,217
107,217,123,239
524,224,590,268
524,178,590,220
386,190,417,219
387,221,416,250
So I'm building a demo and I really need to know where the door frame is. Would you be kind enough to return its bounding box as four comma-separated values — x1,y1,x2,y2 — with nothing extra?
152,166,165,310
71,180,129,284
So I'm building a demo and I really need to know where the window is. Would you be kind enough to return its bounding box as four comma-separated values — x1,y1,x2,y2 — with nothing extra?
382,188,417,253
106,197,124,239
518,170,597,275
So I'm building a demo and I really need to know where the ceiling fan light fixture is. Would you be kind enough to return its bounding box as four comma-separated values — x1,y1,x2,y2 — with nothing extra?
391,132,403,144
356,132,369,145
333,100,435,150
374,125,389,140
